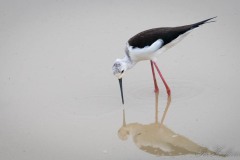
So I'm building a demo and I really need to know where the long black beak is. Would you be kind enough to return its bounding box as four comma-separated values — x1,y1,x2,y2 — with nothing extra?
118,78,124,104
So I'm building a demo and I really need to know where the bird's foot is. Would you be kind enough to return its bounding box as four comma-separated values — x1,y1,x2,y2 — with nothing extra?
166,89,171,96
154,88,159,94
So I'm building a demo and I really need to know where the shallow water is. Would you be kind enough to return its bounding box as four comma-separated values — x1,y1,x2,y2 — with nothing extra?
119,93,226,157
1,0,240,160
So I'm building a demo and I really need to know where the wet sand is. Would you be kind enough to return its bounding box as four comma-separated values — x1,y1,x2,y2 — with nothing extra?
1,0,240,160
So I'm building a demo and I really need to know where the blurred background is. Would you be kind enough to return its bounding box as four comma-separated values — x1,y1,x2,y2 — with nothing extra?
1,0,240,159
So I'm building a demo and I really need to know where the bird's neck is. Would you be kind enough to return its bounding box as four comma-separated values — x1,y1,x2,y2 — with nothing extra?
122,55,136,70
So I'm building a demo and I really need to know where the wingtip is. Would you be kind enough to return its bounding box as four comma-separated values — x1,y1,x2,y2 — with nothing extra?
208,16,217,20
205,16,217,23
191,16,217,29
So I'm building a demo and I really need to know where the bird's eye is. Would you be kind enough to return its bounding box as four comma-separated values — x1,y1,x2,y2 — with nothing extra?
121,70,124,74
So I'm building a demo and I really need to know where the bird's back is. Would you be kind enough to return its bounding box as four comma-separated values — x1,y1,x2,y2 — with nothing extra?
128,17,216,49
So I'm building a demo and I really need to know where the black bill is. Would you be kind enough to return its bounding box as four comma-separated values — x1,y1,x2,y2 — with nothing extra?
118,78,124,104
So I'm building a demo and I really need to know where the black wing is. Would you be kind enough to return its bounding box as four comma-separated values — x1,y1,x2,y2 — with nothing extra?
128,17,216,49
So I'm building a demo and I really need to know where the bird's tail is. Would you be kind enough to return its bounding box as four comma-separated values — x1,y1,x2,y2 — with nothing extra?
191,16,217,29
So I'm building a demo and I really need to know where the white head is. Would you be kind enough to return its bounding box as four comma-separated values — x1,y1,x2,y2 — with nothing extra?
112,58,130,105
112,59,128,79
112,56,135,105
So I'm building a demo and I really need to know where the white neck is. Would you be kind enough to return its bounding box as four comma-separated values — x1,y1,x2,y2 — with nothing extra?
122,55,136,70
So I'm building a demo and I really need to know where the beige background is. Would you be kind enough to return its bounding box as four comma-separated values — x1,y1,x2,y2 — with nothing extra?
1,0,240,159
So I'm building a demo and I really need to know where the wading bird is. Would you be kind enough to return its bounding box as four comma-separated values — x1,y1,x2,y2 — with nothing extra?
112,17,216,104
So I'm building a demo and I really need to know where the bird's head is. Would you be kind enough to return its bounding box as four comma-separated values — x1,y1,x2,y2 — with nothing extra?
112,59,127,79
112,59,128,105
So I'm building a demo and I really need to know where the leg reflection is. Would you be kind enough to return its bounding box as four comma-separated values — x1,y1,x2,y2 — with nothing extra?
154,91,171,127
160,94,171,127
155,92,159,125
118,98,225,157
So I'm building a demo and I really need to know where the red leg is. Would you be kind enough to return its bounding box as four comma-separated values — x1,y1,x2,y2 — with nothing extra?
153,61,171,96
150,60,159,93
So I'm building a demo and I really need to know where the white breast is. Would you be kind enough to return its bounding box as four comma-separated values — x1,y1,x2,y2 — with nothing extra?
127,39,164,62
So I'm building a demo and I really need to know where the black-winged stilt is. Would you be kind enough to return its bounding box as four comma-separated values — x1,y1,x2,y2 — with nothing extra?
112,17,216,104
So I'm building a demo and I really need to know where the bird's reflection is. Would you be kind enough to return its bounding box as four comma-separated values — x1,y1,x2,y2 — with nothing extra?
118,93,223,157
